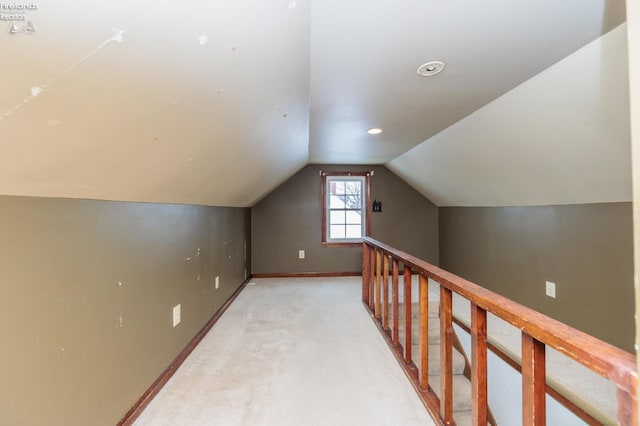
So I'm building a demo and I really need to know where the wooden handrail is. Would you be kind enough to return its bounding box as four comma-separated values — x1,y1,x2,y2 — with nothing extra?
452,315,610,425
362,237,638,426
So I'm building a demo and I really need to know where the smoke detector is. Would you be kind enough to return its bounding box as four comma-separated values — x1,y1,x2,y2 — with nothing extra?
417,61,445,77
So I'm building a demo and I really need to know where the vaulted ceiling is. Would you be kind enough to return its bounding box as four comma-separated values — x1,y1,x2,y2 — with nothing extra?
0,0,629,207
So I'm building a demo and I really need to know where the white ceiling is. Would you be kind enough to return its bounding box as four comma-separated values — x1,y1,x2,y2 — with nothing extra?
388,24,631,206
309,0,626,164
0,0,629,207
0,0,310,207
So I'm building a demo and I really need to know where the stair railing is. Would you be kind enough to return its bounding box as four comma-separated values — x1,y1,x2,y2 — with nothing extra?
362,237,637,426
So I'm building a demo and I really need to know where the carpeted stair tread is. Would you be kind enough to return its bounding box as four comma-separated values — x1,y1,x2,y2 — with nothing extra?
450,409,489,425
429,374,473,412
411,344,466,375
396,320,441,344
377,300,491,425
395,302,439,319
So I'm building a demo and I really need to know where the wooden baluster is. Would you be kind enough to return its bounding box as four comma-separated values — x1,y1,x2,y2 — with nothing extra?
369,247,375,310
404,266,412,364
617,387,638,426
471,303,488,425
375,249,382,319
419,274,429,391
383,254,390,331
522,333,546,426
440,286,454,424
358,240,638,426
392,258,399,346
362,243,370,305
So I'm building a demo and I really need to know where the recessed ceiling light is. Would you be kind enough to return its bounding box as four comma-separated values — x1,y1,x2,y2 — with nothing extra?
417,61,445,77
367,128,382,135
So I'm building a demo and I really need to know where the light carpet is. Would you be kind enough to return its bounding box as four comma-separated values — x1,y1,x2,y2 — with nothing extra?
134,277,435,426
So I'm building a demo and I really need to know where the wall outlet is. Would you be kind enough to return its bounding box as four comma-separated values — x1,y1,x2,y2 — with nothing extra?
545,281,556,298
215,276,220,289
298,249,305,259
172,304,181,327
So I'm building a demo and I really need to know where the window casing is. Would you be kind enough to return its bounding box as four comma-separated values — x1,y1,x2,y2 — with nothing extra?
321,172,371,247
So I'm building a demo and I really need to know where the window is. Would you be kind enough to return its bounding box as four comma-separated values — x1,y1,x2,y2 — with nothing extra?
321,172,371,247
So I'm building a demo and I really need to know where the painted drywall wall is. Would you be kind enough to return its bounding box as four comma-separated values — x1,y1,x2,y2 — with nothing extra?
439,203,634,352
251,165,438,274
626,0,640,383
0,195,250,426
388,24,630,207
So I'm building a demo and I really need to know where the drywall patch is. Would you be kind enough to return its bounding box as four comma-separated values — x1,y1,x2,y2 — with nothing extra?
117,281,125,328
0,1,170,122
198,34,208,45
111,28,124,43
46,119,60,127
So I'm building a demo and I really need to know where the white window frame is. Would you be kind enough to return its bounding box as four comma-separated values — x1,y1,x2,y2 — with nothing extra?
321,172,371,247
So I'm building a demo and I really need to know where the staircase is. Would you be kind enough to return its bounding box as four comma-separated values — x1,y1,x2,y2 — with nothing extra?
395,301,480,425
363,238,638,426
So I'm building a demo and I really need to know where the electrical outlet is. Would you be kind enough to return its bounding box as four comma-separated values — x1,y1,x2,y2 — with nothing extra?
545,281,556,298
172,304,181,327
215,276,220,289
298,250,305,259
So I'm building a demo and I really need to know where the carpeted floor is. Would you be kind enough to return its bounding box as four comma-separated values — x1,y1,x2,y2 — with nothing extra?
134,277,435,426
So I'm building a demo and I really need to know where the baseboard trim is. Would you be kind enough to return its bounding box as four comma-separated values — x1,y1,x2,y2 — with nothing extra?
252,271,362,278
117,277,251,426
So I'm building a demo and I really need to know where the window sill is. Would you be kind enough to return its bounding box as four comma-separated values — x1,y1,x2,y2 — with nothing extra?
321,241,362,248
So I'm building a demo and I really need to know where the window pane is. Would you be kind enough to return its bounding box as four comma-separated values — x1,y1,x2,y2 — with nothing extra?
345,225,362,238
330,225,345,239
330,210,346,225
324,175,366,242
345,210,362,224
331,181,345,195
329,195,345,208
344,195,361,209
345,181,361,195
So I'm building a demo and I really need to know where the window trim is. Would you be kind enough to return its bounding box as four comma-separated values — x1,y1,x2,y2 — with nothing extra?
321,171,371,247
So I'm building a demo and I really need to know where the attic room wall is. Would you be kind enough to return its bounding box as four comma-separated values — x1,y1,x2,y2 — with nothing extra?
439,203,634,352
251,165,438,274
0,195,250,426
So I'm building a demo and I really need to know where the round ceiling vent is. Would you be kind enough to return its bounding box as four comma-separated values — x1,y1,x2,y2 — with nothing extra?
417,61,445,77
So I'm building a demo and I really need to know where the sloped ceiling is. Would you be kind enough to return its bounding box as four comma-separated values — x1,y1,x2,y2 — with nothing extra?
309,0,626,165
0,0,310,207
0,0,629,207
388,24,631,206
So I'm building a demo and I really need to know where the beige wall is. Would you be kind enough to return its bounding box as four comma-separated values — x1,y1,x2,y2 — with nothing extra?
439,203,634,352
251,165,439,274
0,196,250,426
626,1,640,411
